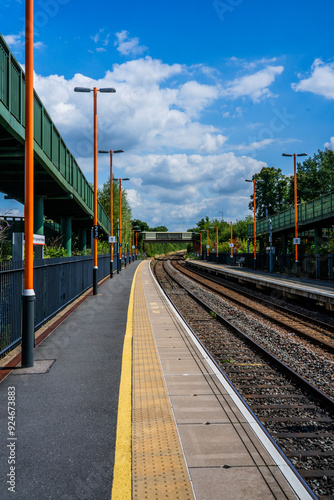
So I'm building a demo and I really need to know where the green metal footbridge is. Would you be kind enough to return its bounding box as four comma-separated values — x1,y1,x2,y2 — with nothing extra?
0,34,110,248
247,193,334,238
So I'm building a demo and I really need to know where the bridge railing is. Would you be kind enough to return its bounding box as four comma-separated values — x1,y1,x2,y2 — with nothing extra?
0,254,111,358
247,191,334,237
0,34,110,234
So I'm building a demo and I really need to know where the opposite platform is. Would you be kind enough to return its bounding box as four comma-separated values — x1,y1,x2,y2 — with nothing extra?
112,260,313,500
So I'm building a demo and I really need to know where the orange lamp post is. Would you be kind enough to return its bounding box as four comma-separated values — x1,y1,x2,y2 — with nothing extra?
282,153,307,274
22,0,35,367
74,86,116,294
98,149,124,278
245,178,257,269
230,222,233,259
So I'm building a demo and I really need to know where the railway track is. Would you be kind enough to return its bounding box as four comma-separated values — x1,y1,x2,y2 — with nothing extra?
153,257,334,499
179,260,334,354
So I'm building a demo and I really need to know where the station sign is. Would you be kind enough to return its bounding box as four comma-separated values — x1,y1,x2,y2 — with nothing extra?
132,245,135,249
23,234,45,245
108,236,116,244
293,238,301,245
229,243,234,248
93,225,99,239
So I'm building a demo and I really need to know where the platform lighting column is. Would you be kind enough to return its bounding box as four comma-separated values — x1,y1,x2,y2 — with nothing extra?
21,0,35,367
282,153,307,274
230,222,233,259
74,86,116,294
245,178,257,269
98,149,124,278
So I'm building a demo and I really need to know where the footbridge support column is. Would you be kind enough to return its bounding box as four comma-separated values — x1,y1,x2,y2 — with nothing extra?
34,196,44,259
61,217,72,256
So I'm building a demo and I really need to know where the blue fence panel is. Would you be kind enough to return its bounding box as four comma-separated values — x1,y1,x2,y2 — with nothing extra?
0,255,110,357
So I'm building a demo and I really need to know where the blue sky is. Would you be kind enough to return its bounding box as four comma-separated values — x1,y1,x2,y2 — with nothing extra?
1,0,334,230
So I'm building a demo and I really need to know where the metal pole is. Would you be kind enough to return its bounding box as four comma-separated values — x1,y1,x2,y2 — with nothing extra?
117,220,120,274
119,179,122,271
110,151,114,278
294,153,299,267
22,0,35,367
253,179,257,270
124,221,127,266
93,87,98,295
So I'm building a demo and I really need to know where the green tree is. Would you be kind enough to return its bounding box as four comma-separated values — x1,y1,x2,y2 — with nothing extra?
97,177,132,239
291,149,334,203
248,166,289,218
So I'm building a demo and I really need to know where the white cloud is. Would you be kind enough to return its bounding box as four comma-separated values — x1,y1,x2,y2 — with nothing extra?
222,65,284,102
91,29,110,51
292,59,334,99
114,31,147,57
325,137,334,150
31,56,268,229
4,33,45,51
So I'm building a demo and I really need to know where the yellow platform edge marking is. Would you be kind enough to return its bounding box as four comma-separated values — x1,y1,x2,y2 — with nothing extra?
111,263,143,500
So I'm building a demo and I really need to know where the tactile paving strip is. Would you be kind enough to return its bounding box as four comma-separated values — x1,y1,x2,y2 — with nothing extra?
132,266,194,499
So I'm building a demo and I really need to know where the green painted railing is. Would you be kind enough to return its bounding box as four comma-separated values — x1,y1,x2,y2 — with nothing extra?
247,192,334,237
0,34,110,234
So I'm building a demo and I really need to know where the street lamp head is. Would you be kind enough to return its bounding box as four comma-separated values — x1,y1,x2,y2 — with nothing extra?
74,87,91,92
122,178,130,181
282,153,307,157
99,87,116,93
99,149,124,154
245,179,252,182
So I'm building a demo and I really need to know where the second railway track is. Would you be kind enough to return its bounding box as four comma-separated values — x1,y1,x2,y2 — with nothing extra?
153,257,334,499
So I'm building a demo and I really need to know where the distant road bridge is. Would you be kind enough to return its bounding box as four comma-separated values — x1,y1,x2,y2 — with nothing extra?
141,232,194,243
0,34,110,253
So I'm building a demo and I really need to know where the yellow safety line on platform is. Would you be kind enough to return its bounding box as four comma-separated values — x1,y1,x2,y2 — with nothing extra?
111,263,142,500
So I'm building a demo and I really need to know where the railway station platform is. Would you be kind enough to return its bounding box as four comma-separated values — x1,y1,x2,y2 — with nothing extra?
0,260,314,499
187,259,334,312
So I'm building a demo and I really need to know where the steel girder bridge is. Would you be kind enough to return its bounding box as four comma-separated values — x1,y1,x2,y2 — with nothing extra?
0,34,110,254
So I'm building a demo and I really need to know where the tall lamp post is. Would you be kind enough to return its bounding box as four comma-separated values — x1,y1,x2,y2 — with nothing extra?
98,149,124,278
230,222,233,260
245,178,257,269
74,86,116,295
282,153,307,274
21,0,35,367
113,177,130,271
